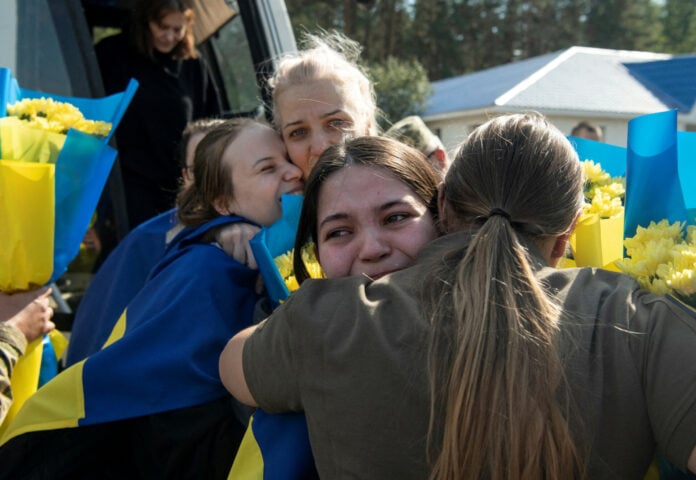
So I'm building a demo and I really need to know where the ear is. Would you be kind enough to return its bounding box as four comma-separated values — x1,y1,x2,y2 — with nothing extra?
431,148,449,173
550,208,583,263
212,196,232,216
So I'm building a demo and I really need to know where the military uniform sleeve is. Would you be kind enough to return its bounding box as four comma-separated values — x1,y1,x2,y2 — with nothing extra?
0,323,27,424
242,298,304,414
635,293,696,471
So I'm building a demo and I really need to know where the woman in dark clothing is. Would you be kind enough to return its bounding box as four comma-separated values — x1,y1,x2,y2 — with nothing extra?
96,0,223,232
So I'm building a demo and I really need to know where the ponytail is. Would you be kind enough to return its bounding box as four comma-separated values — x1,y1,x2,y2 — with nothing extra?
427,113,585,479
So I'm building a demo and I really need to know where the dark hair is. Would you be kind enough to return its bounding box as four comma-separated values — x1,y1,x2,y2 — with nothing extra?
176,118,257,227
427,113,585,480
570,121,603,141
293,135,440,284
131,0,197,59
177,117,226,170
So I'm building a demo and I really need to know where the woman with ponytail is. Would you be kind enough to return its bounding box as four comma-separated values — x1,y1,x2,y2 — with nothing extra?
221,113,696,480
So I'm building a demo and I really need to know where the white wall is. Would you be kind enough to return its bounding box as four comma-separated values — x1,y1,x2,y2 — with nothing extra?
0,0,17,71
427,111,633,156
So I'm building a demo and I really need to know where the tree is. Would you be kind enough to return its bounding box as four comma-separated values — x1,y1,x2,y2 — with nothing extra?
368,56,433,128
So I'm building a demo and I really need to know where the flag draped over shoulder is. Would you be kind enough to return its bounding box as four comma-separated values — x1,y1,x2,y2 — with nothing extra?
65,208,179,366
0,216,260,478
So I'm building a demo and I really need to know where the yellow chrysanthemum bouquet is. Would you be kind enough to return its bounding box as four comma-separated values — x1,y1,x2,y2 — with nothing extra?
620,110,696,310
566,134,628,270
0,67,137,291
617,220,696,306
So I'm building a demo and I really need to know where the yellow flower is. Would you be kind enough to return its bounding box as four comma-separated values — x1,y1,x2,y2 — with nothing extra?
274,242,323,293
617,220,696,306
7,97,112,137
580,160,624,219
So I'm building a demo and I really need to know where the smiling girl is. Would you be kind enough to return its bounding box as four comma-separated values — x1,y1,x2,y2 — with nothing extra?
0,118,303,478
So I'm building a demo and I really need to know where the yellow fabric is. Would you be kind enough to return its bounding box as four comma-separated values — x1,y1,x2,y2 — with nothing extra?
571,211,623,271
0,360,85,445
103,310,128,349
228,416,264,480
0,160,55,291
0,330,69,437
643,458,659,480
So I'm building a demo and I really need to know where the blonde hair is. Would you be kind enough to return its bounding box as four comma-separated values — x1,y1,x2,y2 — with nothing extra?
268,31,379,135
427,113,586,480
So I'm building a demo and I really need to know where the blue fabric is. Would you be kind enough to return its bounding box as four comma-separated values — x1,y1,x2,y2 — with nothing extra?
249,194,304,306
568,135,627,177
625,110,691,239
51,131,117,283
66,209,178,366
253,410,319,480
78,215,260,424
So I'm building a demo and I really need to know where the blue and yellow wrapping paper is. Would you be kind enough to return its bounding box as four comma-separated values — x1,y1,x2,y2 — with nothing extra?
625,109,696,238
567,136,627,269
249,194,304,306
0,67,138,289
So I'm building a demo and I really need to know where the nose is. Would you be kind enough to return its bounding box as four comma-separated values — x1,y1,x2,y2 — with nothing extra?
309,133,332,162
358,229,391,262
283,162,303,182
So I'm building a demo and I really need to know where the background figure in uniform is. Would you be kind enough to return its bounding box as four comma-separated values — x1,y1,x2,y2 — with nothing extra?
95,0,222,245
385,115,450,173
570,120,603,142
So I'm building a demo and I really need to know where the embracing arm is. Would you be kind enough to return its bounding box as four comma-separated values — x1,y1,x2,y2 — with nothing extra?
219,324,260,407
689,447,696,473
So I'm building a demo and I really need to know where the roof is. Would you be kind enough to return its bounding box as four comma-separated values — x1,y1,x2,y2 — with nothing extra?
624,55,696,112
424,46,676,119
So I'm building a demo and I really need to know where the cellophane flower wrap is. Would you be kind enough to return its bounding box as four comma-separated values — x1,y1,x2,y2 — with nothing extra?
0,68,136,431
619,110,696,311
566,137,627,269
250,194,323,306
0,67,137,291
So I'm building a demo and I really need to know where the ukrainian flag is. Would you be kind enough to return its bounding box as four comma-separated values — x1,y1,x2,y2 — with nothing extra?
229,410,318,480
0,216,260,478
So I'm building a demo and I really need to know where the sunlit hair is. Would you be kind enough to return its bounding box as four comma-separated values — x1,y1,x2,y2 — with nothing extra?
426,112,586,480
176,118,258,227
177,117,226,171
268,31,379,135
132,0,197,59
293,135,440,283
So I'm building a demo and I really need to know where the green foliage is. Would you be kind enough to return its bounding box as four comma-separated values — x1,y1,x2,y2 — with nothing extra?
284,0,693,83
368,56,433,129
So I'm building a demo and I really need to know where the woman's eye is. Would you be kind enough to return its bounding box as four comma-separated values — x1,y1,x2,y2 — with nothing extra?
288,128,306,139
385,213,409,224
325,229,349,240
328,119,352,131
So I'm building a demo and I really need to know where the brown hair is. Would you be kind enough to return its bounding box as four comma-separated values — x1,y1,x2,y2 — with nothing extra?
131,0,197,59
177,117,226,170
293,135,440,284
427,113,586,480
268,31,379,135
176,118,257,227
